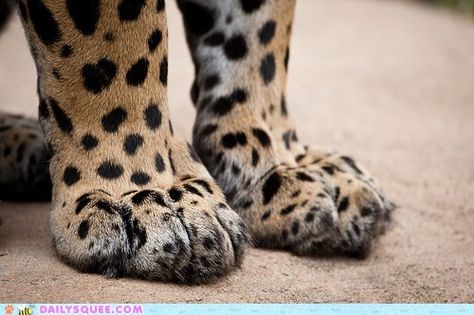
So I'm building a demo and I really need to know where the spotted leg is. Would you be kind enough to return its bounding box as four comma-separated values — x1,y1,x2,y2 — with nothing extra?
178,0,394,256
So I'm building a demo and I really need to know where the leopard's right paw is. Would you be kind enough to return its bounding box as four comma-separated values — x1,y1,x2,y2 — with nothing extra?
52,179,249,284
296,148,395,257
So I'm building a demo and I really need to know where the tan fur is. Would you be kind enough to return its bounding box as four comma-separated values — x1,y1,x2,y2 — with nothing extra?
16,0,249,282
0,0,393,283
182,0,394,256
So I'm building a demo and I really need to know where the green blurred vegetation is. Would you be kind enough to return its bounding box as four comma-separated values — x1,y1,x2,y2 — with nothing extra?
431,0,474,15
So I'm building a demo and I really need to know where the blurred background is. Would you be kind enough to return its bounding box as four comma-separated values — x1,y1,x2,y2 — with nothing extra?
424,0,474,15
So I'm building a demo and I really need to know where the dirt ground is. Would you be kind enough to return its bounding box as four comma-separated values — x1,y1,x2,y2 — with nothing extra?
1,0,473,303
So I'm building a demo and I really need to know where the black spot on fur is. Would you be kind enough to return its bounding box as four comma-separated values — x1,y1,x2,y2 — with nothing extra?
262,172,282,205
204,74,221,91
224,34,248,60
63,166,80,186
322,165,335,175
296,172,314,182
81,134,99,150
144,104,162,130
178,1,214,36
163,242,174,253
200,124,218,138
27,0,61,46
82,58,117,94
204,32,225,46
261,210,271,221
118,0,145,21
131,189,154,206
96,200,114,214
78,220,89,239
97,161,124,180
156,0,165,12
126,58,149,86
103,32,115,41
212,88,247,116
75,195,91,214
240,0,265,14
193,179,213,194
291,190,301,198
341,156,363,175
281,204,297,215
252,128,271,147
52,68,61,79
232,163,242,175
183,184,204,197
169,120,174,135
260,53,276,84
124,134,144,155
305,212,314,223
148,28,163,52
221,132,247,148
352,222,361,236
131,172,151,186
338,196,350,213
292,131,298,142
50,98,73,134
168,149,176,174
155,153,166,172
66,0,100,36
241,199,253,209
168,187,183,202
291,220,300,235
60,45,73,58
280,95,288,116
190,80,199,104
252,149,260,166
198,96,213,110
159,57,168,85
361,207,373,217
38,99,49,119
334,186,340,202
122,190,138,197
154,192,167,207
258,20,276,45
202,236,215,250
284,47,290,71
102,107,127,133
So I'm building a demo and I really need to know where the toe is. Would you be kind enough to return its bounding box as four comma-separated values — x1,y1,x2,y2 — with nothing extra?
298,148,395,257
167,179,249,283
243,165,339,252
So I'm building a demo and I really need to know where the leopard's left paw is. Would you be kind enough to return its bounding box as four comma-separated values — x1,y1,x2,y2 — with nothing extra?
296,147,395,257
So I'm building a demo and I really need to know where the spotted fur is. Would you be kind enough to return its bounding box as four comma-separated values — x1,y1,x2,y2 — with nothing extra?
2,0,249,284
0,0,393,283
180,0,394,257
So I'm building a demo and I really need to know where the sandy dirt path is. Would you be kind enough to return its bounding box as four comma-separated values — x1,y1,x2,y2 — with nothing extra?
0,0,473,302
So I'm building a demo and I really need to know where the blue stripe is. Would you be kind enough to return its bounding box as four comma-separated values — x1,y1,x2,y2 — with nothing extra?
2,304,472,315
